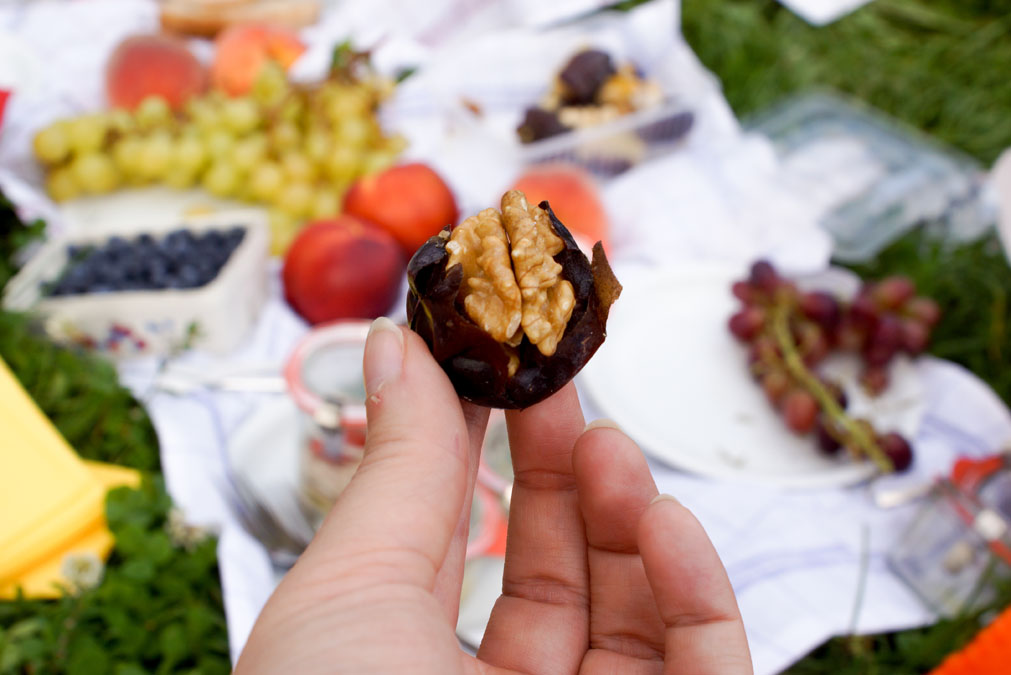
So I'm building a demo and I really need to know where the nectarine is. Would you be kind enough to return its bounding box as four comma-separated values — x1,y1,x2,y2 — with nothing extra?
211,23,305,97
283,216,404,324
510,164,611,253
343,163,458,257
106,34,207,110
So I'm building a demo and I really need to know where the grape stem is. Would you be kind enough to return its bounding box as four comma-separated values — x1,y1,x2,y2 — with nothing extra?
770,301,895,473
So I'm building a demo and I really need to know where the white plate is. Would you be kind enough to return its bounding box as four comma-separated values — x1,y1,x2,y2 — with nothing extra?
579,263,925,489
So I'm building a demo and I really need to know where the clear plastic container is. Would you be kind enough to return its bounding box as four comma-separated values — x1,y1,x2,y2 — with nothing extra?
749,93,994,262
284,321,370,527
888,455,1011,616
518,101,695,178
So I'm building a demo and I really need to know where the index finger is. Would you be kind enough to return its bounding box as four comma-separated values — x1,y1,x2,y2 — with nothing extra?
478,383,589,674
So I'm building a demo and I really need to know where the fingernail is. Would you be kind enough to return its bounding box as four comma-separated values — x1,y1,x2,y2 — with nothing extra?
650,493,680,506
364,317,404,397
584,418,622,433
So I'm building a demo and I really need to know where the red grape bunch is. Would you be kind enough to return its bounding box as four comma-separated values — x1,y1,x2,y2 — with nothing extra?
728,260,941,473
841,276,942,395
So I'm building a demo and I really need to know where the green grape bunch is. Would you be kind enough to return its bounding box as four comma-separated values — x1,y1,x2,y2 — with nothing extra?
32,54,408,254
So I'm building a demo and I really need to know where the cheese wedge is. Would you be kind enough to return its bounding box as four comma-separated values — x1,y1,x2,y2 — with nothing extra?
0,358,107,582
0,460,142,599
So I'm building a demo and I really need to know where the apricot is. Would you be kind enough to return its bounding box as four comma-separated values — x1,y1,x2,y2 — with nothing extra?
211,23,305,97
283,216,404,324
106,34,207,110
343,163,459,258
509,164,612,253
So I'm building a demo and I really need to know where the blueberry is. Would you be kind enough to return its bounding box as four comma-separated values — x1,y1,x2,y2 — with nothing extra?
194,257,215,274
83,250,104,268
165,228,189,245
134,239,157,260
163,229,195,259
65,265,92,287
203,230,225,250
104,265,127,287
163,243,186,261
63,284,83,296
120,256,142,280
148,258,169,285
225,226,245,248
107,235,128,251
178,264,201,287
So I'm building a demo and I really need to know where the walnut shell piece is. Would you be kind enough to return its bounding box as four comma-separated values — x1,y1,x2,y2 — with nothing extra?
407,192,621,409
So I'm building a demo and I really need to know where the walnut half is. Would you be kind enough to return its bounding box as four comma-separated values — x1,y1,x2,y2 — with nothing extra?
407,190,621,409
446,207,523,345
448,191,575,357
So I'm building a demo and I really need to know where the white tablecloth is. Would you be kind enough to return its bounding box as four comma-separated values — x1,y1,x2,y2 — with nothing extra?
3,2,1008,673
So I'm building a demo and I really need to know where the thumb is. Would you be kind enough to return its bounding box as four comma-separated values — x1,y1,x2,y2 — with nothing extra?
303,317,473,590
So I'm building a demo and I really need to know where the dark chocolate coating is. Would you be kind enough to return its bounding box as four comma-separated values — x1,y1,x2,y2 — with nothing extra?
407,202,621,409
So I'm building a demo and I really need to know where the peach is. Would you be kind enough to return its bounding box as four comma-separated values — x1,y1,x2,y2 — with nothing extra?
343,163,459,258
211,23,305,97
106,34,207,110
510,164,612,253
283,216,404,324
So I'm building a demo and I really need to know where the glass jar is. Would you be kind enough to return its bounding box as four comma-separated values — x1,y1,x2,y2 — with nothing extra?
284,321,370,528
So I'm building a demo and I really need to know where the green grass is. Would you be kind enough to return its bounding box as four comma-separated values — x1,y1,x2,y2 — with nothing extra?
4,0,1011,671
682,0,1011,166
0,313,161,471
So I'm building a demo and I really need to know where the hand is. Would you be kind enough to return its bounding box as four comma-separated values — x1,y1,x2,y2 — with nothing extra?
236,318,752,674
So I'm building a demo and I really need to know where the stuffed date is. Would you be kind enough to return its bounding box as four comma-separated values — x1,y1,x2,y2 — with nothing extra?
407,190,621,408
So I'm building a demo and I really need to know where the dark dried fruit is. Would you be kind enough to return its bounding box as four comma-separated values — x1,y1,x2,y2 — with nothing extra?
558,49,615,105
517,107,570,143
407,192,621,408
